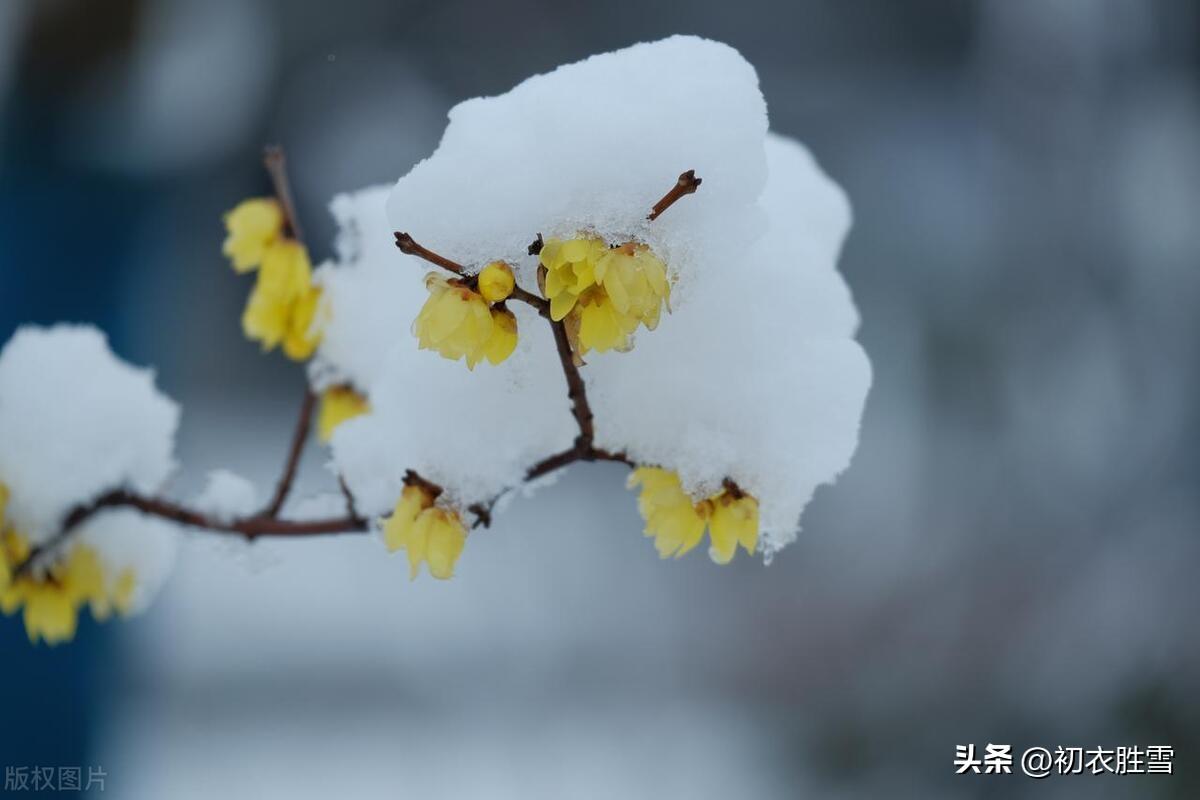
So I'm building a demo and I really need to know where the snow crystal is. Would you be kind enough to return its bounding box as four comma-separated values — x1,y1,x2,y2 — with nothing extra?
0,324,180,542
75,509,180,615
589,133,871,551
193,469,258,521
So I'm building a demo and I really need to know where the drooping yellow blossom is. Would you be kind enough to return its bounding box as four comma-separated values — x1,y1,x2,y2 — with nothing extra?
576,288,638,354
318,386,371,443
477,261,516,304
627,468,760,564
241,239,324,360
627,468,708,558
540,236,670,356
222,198,284,272
707,490,759,564
413,274,518,369
381,484,467,580
0,516,139,645
594,243,669,331
21,582,77,645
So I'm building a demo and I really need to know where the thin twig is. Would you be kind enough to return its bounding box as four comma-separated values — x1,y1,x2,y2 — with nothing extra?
647,170,702,221
12,491,368,580
262,390,317,518
394,232,469,278
263,145,304,242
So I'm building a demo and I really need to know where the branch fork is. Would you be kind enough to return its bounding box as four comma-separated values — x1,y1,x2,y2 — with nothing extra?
12,159,701,578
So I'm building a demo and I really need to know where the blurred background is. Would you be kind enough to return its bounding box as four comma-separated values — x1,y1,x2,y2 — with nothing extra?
2,0,1198,797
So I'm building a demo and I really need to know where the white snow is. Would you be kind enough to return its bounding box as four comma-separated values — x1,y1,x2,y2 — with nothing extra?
193,469,258,521
386,35,769,294
590,134,871,552
319,38,870,551
0,324,180,542
75,509,180,614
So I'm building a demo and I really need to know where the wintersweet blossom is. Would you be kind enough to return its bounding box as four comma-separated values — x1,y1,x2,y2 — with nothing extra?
628,467,759,563
539,237,669,355
222,198,284,272
381,484,467,580
1,534,137,645
413,274,517,369
241,239,323,360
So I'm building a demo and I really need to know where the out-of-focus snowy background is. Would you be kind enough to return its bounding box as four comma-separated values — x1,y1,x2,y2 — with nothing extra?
2,1,1198,797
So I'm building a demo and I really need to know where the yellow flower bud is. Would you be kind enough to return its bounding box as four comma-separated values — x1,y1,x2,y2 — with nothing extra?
317,386,370,443
477,261,516,304
222,198,284,272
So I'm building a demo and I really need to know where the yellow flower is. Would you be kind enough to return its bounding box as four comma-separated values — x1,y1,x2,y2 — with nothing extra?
381,485,466,580
1,535,140,644
627,468,708,558
708,491,759,564
0,514,30,594
22,581,76,645
577,289,637,354
223,198,284,272
413,274,517,368
242,240,323,360
318,386,370,443
540,236,671,356
283,285,323,360
540,236,606,321
594,243,669,331
627,468,760,564
477,261,515,304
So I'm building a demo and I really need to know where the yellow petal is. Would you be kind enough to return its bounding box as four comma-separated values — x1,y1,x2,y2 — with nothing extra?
425,511,466,579
222,198,283,272
484,309,518,365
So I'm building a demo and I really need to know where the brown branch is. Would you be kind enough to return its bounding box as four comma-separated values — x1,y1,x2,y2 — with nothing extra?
262,389,316,518
647,170,702,221
12,490,368,581
548,318,595,448
263,145,304,242
394,232,469,279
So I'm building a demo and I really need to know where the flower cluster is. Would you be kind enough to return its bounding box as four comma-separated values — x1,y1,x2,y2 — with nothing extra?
539,237,670,355
0,484,135,644
412,263,518,369
627,468,759,564
381,483,467,579
223,198,323,360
